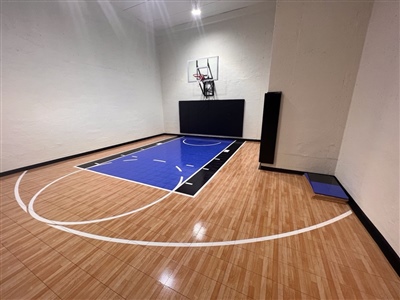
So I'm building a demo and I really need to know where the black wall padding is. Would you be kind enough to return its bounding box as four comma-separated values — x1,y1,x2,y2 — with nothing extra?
259,92,282,164
179,100,245,137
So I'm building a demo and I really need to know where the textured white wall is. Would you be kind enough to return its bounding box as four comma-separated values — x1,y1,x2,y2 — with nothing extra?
266,1,372,173
157,2,276,139
1,1,164,172
336,2,399,255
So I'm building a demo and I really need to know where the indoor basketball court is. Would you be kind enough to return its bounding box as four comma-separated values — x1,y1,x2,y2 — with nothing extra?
1,0,399,299
2,135,398,299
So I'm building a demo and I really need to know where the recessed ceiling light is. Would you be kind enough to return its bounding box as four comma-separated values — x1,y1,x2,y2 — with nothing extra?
191,7,201,16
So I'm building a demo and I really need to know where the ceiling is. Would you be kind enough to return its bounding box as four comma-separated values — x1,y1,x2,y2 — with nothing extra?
109,0,262,32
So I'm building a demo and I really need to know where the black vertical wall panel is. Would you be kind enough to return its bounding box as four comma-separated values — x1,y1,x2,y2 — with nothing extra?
259,92,282,164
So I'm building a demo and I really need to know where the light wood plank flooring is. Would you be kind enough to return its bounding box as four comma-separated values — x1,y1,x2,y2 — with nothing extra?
1,135,399,299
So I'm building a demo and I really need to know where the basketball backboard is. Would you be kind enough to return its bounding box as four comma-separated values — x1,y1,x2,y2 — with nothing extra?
187,56,219,83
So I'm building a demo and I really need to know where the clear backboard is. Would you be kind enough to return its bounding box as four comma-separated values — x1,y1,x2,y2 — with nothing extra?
187,56,219,83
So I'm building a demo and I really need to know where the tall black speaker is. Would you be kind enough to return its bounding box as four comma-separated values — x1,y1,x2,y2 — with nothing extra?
259,92,282,164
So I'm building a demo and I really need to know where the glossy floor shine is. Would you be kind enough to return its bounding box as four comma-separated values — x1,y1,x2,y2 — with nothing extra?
1,136,399,299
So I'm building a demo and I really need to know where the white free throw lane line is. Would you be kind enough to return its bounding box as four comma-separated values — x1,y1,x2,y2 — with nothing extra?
153,159,166,163
14,171,353,247
20,170,183,226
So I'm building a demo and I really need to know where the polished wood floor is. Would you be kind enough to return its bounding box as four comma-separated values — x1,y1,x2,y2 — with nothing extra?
1,135,399,299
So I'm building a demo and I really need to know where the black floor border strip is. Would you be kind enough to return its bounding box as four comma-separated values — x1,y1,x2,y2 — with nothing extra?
176,140,245,196
259,164,400,277
0,133,168,177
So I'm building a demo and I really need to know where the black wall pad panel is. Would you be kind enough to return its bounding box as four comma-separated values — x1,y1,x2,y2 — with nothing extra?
179,100,245,137
259,92,282,164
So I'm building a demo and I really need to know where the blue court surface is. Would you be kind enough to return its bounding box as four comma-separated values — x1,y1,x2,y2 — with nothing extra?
80,137,235,191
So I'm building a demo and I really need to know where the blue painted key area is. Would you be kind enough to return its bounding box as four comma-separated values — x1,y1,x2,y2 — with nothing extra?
87,137,234,191
305,173,348,200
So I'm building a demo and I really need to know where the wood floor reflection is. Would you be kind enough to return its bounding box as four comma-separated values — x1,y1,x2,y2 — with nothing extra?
1,135,399,299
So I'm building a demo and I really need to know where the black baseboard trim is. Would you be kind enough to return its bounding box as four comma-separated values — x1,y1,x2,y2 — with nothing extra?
258,164,304,175
333,176,400,277
348,198,400,276
0,133,168,177
259,165,400,277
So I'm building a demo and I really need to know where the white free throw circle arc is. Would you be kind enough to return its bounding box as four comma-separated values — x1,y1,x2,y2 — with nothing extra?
183,139,222,146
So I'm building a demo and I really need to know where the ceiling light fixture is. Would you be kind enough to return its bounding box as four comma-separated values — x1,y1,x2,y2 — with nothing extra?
191,1,201,16
192,8,201,16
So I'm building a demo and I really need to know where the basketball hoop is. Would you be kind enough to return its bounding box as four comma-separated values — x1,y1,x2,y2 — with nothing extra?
193,73,205,82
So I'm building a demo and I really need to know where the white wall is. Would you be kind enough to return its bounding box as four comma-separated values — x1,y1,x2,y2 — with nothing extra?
1,1,164,172
157,2,276,139
266,0,372,173
336,2,399,255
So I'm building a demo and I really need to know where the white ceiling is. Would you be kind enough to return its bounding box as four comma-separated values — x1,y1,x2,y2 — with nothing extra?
109,0,262,32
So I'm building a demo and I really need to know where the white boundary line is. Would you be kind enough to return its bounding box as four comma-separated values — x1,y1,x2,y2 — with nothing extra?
14,170,353,247
14,171,28,212
50,211,352,247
